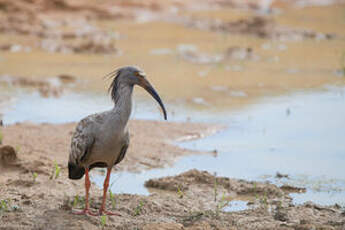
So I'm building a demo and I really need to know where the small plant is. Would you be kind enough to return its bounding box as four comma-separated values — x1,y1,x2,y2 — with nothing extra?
134,200,144,216
100,215,107,228
177,186,184,199
0,200,8,212
32,172,38,183
109,190,116,209
214,175,218,202
50,161,61,180
215,193,229,217
0,130,3,144
15,145,21,153
71,195,86,209
260,192,268,209
72,195,80,208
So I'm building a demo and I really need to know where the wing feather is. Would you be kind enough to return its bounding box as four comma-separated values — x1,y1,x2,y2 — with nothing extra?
69,116,96,165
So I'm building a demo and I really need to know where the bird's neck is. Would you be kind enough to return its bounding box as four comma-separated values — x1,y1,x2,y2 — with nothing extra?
111,83,133,127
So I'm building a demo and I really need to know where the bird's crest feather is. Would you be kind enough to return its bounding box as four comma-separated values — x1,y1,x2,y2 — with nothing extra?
104,68,122,103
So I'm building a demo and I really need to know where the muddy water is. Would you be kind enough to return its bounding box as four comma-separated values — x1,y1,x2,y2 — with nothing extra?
1,5,344,109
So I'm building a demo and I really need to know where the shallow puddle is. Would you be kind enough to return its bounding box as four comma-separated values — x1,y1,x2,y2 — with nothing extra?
223,200,249,212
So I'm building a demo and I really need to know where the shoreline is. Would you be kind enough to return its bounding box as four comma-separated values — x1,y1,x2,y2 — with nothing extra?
1,120,344,229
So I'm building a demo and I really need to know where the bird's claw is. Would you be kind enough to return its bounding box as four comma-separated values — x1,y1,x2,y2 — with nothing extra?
99,209,121,216
72,208,98,216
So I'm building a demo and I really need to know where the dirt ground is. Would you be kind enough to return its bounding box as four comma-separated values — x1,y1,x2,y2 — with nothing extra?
0,122,344,229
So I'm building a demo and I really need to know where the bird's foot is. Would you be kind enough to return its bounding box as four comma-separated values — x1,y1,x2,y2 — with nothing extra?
99,209,121,216
72,208,98,216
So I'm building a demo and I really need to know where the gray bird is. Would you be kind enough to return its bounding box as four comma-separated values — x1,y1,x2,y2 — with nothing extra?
68,66,167,216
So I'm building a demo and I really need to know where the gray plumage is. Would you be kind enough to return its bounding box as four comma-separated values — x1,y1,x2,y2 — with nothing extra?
68,66,167,180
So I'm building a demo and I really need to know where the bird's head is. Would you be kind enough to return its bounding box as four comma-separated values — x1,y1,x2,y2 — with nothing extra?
107,66,167,120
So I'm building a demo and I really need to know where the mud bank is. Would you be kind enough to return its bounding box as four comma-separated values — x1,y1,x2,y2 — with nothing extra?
1,167,344,229
0,120,220,174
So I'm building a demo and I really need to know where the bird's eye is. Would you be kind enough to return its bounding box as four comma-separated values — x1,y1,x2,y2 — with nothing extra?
135,71,145,78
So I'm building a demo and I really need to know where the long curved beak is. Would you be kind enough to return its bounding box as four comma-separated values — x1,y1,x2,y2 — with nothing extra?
139,78,167,120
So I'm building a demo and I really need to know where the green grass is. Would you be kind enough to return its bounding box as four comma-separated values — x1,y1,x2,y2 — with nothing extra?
0,199,20,213
134,201,144,216
50,161,61,180
108,180,117,209
212,174,230,217
0,200,8,212
214,176,218,202
215,193,229,217
177,186,184,199
32,172,38,183
100,215,107,228
72,195,80,208
72,195,86,209
0,130,3,144
260,192,268,209
109,190,116,209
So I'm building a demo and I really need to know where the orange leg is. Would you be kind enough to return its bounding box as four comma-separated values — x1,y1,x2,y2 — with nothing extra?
72,168,97,216
99,167,121,216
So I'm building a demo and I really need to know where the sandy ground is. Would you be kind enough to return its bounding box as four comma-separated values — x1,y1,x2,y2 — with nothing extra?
1,122,344,229
0,120,220,176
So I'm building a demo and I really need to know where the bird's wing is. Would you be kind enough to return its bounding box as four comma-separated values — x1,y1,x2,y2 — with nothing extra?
69,116,96,165
114,132,130,165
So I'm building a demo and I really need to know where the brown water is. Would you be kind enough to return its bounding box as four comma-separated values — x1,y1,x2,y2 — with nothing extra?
0,4,344,111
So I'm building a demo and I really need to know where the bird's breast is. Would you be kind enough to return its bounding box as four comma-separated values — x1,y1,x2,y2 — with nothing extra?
86,131,126,167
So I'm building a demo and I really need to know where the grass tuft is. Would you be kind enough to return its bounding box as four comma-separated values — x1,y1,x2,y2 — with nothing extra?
73,195,80,208
177,186,184,199
32,172,38,183
0,130,3,144
109,190,116,209
100,215,107,228
50,161,61,180
215,193,229,217
0,200,8,212
214,173,218,202
134,201,144,216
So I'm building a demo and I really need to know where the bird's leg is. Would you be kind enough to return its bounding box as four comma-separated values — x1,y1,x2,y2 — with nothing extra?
72,168,97,216
99,167,121,216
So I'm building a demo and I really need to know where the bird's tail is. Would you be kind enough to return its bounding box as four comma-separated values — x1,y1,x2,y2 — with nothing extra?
68,162,85,180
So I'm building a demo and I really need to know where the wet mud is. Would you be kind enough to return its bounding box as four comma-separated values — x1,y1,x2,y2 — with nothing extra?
1,165,344,229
